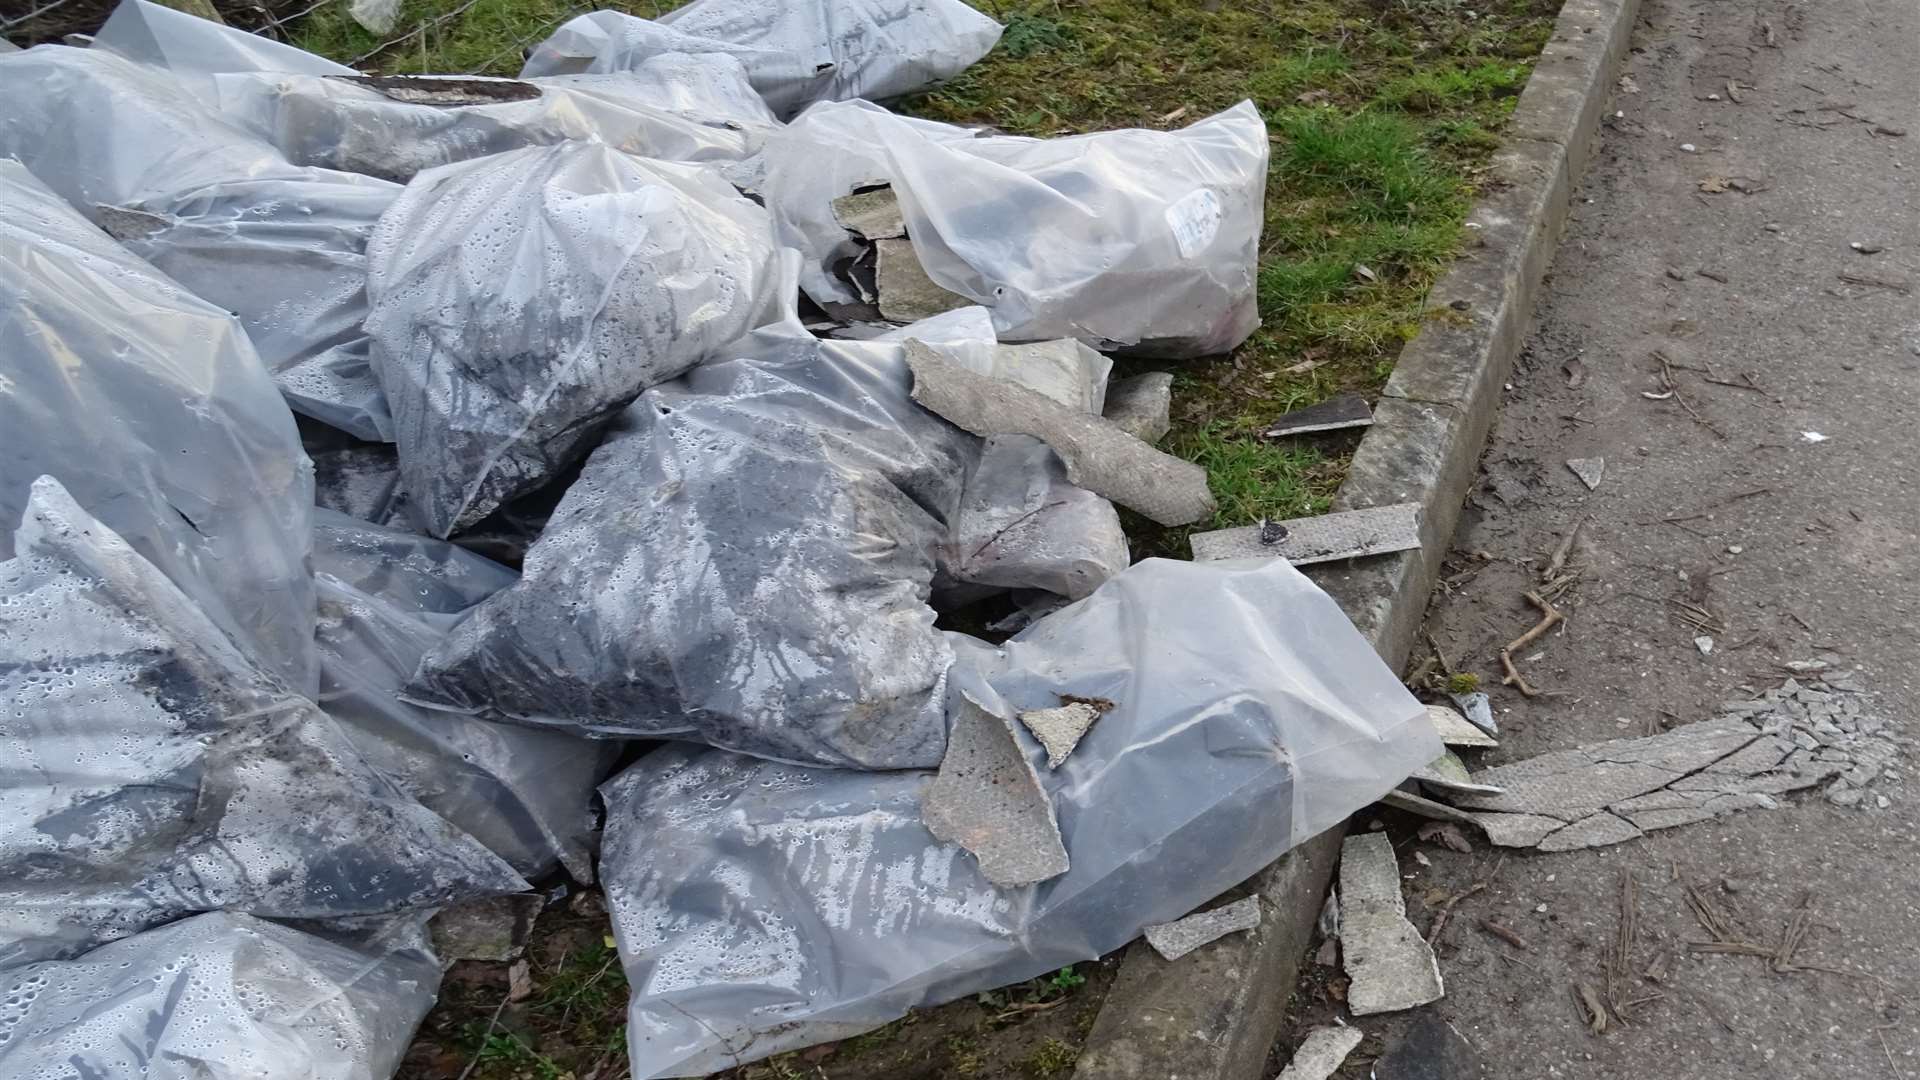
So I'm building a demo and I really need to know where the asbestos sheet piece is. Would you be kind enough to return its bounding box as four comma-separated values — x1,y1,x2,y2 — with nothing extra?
831,185,906,240
1102,371,1173,444
905,341,1216,526
1189,503,1420,566
877,238,971,322
1261,392,1373,438
1019,702,1104,768
1278,1025,1365,1080
1143,895,1261,961
1413,750,1504,798
1338,832,1444,1015
922,692,1070,887
1566,457,1606,490
1427,704,1498,749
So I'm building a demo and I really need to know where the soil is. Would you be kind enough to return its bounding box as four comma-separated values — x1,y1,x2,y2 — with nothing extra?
1279,0,1920,1074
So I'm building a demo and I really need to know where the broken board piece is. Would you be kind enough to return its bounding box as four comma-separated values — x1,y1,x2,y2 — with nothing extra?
1102,372,1173,443
1380,788,1483,826
1143,895,1261,961
1189,503,1420,566
1338,832,1444,1014
876,239,970,322
1019,702,1102,768
922,691,1069,887
1427,704,1498,749
1413,750,1504,798
1566,456,1606,490
1261,393,1374,438
830,186,906,240
905,341,1215,527
1277,1025,1364,1080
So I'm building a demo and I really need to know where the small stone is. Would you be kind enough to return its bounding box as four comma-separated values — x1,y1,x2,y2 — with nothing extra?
1696,635,1715,656
1827,783,1865,808
507,959,534,1002
1680,142,1698,152
1876,795,1892,809
1721,877,1742,893
1727,544,1743,554
1535,903,1548,914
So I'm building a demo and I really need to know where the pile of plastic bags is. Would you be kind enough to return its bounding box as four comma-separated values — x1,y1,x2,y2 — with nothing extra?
0,2,1443,1076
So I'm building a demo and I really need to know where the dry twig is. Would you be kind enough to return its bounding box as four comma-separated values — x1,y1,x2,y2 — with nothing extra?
1499,590,1563,696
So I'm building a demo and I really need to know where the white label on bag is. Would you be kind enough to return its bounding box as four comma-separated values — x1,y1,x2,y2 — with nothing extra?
1165,188,1223,259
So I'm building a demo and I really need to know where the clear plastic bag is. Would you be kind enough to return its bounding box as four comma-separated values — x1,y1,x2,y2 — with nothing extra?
403,317,976,769
95,0,354,79
0,911,440,1080
0,44,400,440
0,478,527,968
0,159,317,691
521,0,1002,119
313,512,621,881
598,557,1438,1076
763,99,1269,356
363,140,785,536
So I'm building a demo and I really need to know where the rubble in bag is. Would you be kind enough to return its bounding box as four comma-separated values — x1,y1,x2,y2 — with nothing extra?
922,692,1070,887
596,557,1437,1075
313,512,620,881
906,341,1217,526
0,912,440,1077
764,99,1268,355
1143,895,1262,961
0,478,526,968
404,323,976,769
520,0,1003,118
0,159,317,690
943,435,1130,601
364,140,783,537
302,417,410,527
0,44,401,441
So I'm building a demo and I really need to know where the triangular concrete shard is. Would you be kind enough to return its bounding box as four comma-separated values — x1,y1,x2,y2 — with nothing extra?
1427,704,1498,748
1143,895,1261,961
1189,503,1420,566
1019,702,1103,768
1277,1025,1365,1080
1338,832,1444,1015
923,692,1070,887
1566,457,1605,490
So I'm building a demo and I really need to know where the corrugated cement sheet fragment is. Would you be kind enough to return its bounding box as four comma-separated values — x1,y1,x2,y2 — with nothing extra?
1339,832,1444,1015
1019,702,1103,768
1261,392,1373,438
923,692,1070,887
1143,895,1261,961
1101,372,1173,443
1189,503,1420,565
1277,1025,1365,1080
904,341,1215,526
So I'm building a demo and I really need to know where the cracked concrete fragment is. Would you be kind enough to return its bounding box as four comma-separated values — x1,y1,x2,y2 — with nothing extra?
1470,812,1569,848
1101,372,1173,443
831,186,906,240
1338,833,1443,1015
922,692,1069,887
1019,702,1103,769
1427,704,1498,748
1189,503,1421,566
1278,1025,1365,1080
905,341,1215,526
1705,736,1795,776
1536,811,1642,852
1143,895,1262,961
877,239,970,322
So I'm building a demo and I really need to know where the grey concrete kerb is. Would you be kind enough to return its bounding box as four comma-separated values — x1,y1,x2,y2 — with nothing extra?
1071,0,1641,1075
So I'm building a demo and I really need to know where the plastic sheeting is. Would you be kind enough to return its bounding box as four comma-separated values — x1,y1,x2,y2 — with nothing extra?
0,478,527,968
0,44,400,441
521,0,1002,119
763,99,1269,356
404,317,976,769
95,0,353,79
210,66,778,187
363,140,785,537
313,512,620,881
598,557,1438,1076
0,912,439,1079
0,158,317,692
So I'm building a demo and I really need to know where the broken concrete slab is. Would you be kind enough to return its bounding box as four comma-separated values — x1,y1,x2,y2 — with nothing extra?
876,238,970,322
1189,503,1420,566
1338,832,1444,1015
1371,1013,1481,1080
1566,456,1606,490
922,691,1070,887
1019,702,1103,769
1427,703,1498,748
1534,810,1641,852
1276,1025,1364,1080
1261,393,1374,439
904,341,1215,526
1102,372,1173,443
830,186,906,240
1143,895,1262,961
